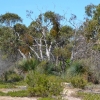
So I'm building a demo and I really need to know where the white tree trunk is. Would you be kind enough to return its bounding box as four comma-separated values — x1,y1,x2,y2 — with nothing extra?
18,49,26,59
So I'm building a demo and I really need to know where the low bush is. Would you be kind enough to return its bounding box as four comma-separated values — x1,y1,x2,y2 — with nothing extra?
1,71,23,82
35,61,58,75
71,75,87,89
18,58,39,73
7,72,23,82
77,92,100,100
26,71,63,97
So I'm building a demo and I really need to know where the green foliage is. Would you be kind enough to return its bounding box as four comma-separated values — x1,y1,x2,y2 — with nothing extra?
18,58,39,72
93,4,100,20
7,90,28,97
0,12,22,26
38,97,55,100
0,90,28,97
71,75,87,89
67,61,88,77
1,70,23,82
77,92,100,100
92,44,100,51
0,82,16,88
60,25,73,38
35,61,47,74
38,97,62,100
26,71,63,97
7,73,23,82
54,47,71,59
0,91,6,96
84,4,100,41
0,26,20,59
85,4,96,18
35,61,60,75
84,19,99,41
44,11,63,39
14,23,28,34
0,80,26,89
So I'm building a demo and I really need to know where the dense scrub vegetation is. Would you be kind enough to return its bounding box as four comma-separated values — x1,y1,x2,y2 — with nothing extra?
0,3,100,99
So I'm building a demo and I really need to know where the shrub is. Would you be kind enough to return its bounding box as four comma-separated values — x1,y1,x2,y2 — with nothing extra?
26,71,63,97
35,61,57,75
7,72,23,82
77,92,100,100
70,61,88,75
18,58,39,73
35,61,47,74
71,75,87,89
64,60,90,82
1,70,23,82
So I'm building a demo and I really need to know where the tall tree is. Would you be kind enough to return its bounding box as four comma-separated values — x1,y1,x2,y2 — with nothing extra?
0,13,22,27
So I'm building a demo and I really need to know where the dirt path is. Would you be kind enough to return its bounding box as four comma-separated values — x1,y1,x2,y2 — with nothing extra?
0,89,81,100
0,83,82,100
0,96,38,100
0,83,100,100
62,87,81,100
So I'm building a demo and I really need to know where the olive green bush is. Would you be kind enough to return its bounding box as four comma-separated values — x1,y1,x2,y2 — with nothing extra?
71,75,87,89
35,61,58,75
26,71,63,97
1,70,23,82
18,58,39,72
77,92,100,100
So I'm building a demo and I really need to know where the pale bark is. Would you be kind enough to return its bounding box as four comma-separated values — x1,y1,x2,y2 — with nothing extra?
18,49,26,59
29,46,40,59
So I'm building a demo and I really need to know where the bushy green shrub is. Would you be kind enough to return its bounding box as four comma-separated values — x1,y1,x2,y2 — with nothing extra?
35,61,60,75
66,60,100,84
18,58,39,72
69,61,88,76
64,60,90,82
8,73,23,82
26,71,63,97
1,71,23,82
71,75,87,89
77,92,100,100
35,61,47,74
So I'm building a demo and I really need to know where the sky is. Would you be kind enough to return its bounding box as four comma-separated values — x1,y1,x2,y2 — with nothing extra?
0,0,100,27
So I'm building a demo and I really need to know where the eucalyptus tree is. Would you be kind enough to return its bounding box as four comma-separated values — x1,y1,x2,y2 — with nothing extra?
0,12,22,27
17,11,74,73
84,4,100,41
0,11,74,74
27,11,74,73
0,13,23,60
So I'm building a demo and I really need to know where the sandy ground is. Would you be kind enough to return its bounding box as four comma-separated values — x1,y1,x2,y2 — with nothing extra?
0,83,82,100
0,83,100,100
62,88,81,100
0,96,38,100
0,88,81,100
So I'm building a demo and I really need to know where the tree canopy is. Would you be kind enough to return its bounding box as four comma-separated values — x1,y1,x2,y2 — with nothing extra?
1,3,100,78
